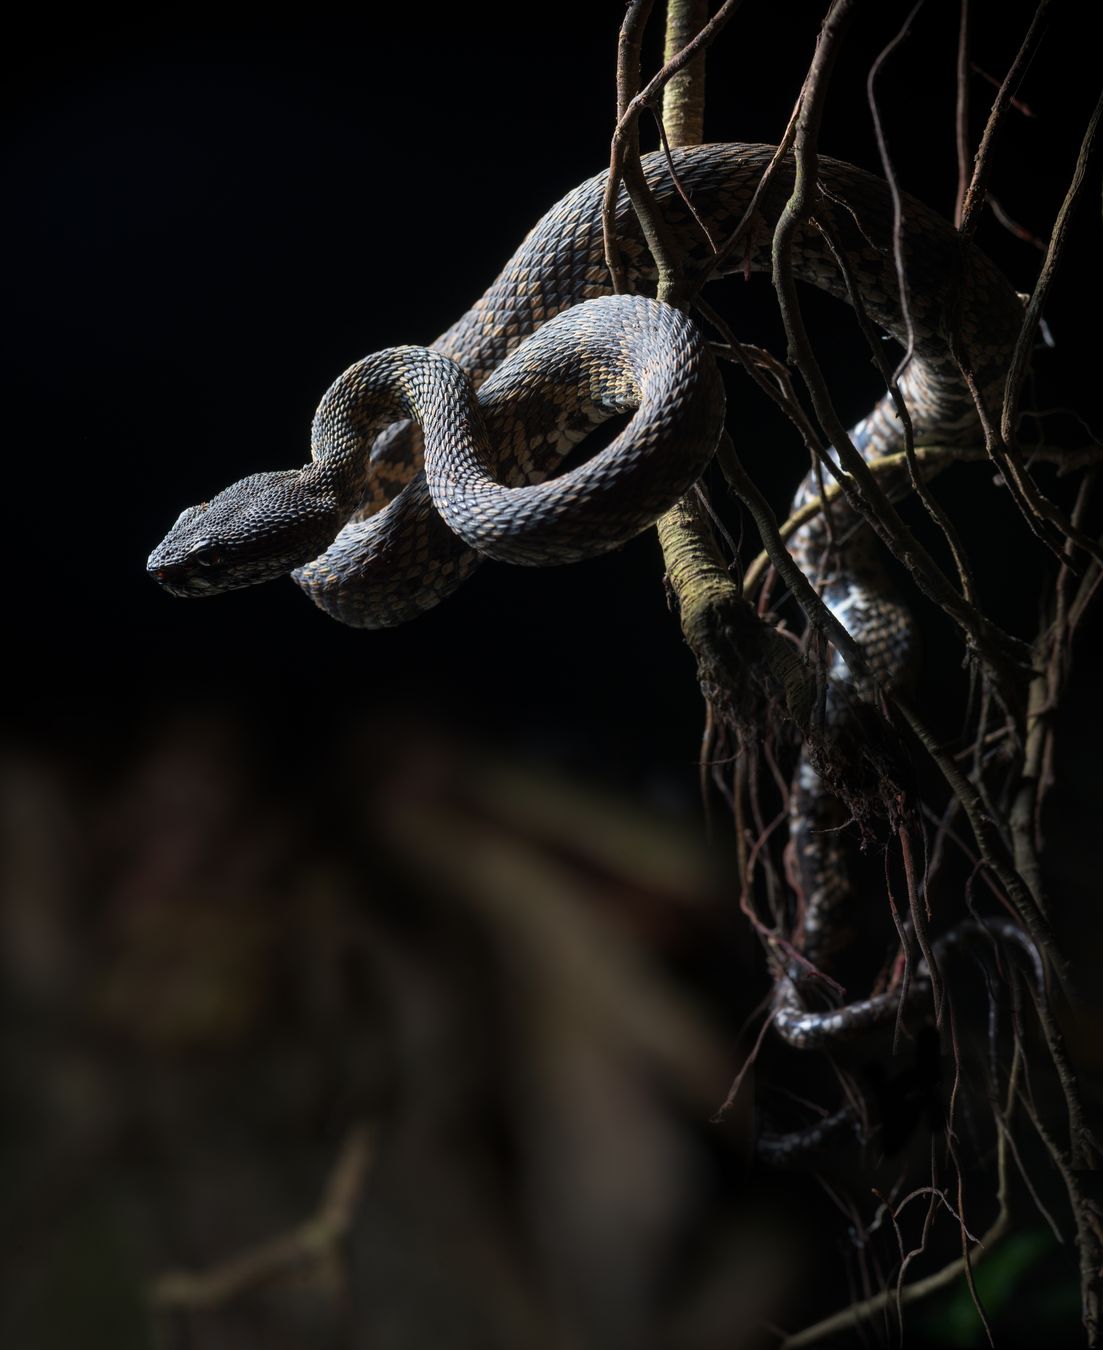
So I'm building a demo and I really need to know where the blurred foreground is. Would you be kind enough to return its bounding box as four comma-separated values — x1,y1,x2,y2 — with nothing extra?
2,703,1097,1349
1,709,800,1350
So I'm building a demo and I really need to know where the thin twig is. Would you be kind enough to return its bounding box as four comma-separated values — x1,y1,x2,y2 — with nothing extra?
771,0,1028,696
740,443,1103,595
954,0,971,227
865,0,924,372
151,1123,375,1311
958,0,1053,239
779,1050,1015,1349
1002,88,1103,448
604,0,746,302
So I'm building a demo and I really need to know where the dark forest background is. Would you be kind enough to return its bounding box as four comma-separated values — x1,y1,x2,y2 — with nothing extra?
2,4,1101,1347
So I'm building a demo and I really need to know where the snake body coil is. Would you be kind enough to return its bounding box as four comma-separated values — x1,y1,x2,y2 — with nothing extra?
147,143,1021,639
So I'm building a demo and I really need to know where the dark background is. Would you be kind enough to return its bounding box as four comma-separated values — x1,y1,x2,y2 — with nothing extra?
5,0,1097,762
2,4,1101,1348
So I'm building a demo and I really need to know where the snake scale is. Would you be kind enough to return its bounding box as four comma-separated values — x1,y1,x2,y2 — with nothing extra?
148,143,1023,1045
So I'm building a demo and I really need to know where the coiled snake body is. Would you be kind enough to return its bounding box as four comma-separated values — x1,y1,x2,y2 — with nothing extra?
148,143,1021,633
149,144,1023,1045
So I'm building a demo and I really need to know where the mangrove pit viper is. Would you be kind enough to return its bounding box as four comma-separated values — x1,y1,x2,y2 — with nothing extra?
148,143,1024,1043
147,142,1021,632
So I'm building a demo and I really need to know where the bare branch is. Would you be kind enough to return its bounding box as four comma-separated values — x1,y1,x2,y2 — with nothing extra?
958,0,1054,240
1002,88,1103,447
151,1123,375,1312
741,444,1103,595
954,0,971,226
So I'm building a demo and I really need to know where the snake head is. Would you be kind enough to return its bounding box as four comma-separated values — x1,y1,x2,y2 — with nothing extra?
147,469,344,597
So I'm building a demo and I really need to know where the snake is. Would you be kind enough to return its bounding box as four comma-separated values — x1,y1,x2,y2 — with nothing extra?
147,143,1024,1049
146,143,1021,623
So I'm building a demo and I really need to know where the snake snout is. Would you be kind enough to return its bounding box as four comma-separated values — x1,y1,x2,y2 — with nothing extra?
147,556,210,597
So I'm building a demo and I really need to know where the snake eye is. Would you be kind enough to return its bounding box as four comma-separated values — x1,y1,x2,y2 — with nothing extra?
191,543,223,568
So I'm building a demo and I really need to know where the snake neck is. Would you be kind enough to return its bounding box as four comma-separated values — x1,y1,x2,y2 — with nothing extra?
299,455,367,522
